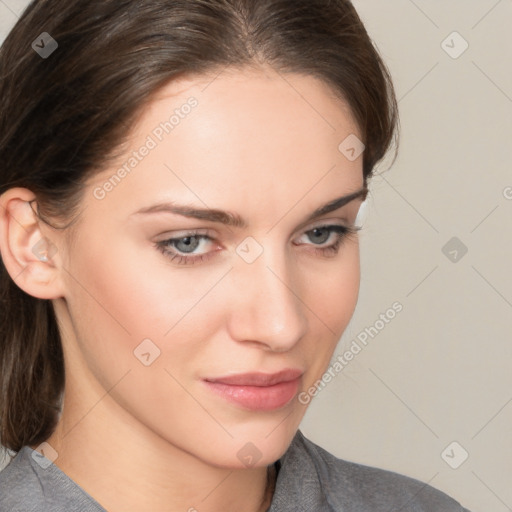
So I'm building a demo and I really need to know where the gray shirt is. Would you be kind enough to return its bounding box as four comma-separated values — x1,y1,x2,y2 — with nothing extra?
0,429,471,511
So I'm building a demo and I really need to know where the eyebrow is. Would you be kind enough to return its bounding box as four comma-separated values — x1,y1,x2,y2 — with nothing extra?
131,186,368,229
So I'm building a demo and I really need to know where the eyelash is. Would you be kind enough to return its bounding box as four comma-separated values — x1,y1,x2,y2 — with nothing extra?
154,224,361,266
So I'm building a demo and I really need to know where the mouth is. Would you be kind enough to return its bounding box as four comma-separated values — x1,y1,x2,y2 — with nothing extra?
203,369,303,411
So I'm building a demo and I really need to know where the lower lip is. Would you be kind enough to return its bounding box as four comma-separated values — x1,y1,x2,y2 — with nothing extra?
203,378,301,411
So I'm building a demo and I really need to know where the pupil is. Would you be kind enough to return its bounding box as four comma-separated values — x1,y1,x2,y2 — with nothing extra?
312,228,329,244
177,236,199,253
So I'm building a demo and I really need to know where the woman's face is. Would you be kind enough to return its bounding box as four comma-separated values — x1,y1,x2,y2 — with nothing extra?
52,65,366,468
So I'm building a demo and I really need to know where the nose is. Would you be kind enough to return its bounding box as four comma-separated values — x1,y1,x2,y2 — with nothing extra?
226,244,308,352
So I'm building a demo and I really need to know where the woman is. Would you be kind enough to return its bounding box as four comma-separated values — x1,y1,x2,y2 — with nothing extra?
0,0,471,510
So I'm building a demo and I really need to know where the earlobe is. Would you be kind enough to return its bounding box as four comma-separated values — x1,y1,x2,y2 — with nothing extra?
0,187,65,300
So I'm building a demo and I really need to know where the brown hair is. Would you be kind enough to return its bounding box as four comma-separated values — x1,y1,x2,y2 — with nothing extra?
0,0,399,454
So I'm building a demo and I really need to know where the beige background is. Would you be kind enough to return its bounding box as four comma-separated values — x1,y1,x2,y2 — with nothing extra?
1,1,511,511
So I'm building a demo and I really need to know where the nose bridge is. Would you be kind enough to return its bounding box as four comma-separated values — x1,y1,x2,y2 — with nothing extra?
227,239,307,351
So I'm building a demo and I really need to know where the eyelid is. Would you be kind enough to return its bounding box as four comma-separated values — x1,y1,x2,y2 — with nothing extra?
155,227,212,240
156,219,355,243
301,218,355,232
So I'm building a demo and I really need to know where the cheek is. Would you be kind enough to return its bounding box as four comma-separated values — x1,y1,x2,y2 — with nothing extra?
60,237,254,461
308,242,361,329
62,233,224,376
301,243,361,378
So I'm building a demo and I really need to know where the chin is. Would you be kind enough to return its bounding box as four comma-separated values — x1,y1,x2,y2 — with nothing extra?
201,413,303,469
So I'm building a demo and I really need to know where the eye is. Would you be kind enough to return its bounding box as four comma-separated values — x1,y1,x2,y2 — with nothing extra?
155,230,217,265
295,225,361,257
154,224,361,266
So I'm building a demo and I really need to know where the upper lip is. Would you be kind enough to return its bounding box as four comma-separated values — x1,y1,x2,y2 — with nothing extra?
204,369,303,387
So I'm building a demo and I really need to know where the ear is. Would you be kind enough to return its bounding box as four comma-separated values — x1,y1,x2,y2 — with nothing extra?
0,187,66,300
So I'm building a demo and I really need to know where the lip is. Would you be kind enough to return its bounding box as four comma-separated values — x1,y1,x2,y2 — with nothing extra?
205,369,303,386
203,369,303,411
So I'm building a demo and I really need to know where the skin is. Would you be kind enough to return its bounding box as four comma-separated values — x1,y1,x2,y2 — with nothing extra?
0,64,366,512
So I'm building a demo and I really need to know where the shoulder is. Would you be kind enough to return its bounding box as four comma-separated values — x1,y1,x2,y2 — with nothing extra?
0,447,43,512
272,430,471,512
0,446,105,512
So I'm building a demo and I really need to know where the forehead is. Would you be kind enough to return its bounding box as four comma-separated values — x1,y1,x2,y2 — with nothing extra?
84,66,364,225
